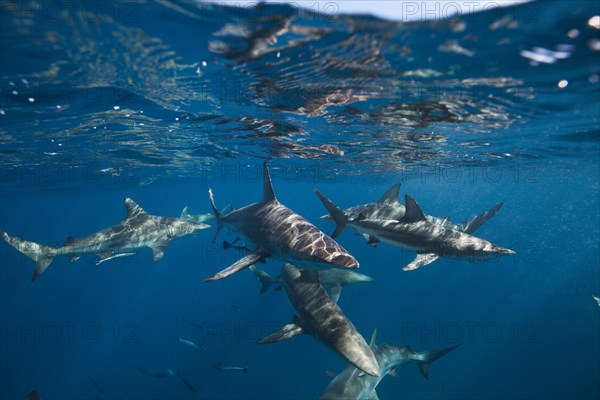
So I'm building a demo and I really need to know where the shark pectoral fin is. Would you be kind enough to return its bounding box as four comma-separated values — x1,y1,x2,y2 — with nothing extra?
403,253,439,271
387,368,398,377
151,241,170,262
33,258,54,281
328,284,342,303
256,319,305,344
324,370,338,380
366,390,379,400
204,249,268,282
418,363,429,380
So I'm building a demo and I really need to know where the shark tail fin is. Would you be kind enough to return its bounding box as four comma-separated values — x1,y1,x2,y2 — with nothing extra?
460,202,503,234
1,229,57,281
207,189,223,243
314,189,348,238
412,344,460,380
249,265,278,294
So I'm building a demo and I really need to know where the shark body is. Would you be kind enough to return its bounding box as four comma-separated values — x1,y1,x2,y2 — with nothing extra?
316,190,514,271
320,183,503,239
257,263,380,377
1,198,210,280
320,330,458,400
204,162,358,282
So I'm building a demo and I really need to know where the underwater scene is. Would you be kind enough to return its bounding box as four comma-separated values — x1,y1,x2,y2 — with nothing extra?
0,0,599,399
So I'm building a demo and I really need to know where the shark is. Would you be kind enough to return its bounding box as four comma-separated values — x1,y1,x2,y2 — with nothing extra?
249,264,372,302
180,206,214,224
0,198,210,280
320,183,503,239
315,190,515,271
204,162,358,282
257,263,380,377
222,239,371,300
320,330,458,400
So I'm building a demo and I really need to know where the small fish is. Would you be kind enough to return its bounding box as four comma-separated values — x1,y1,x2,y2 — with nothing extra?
175,372,197,392
593,295,600,306
177,337,205,352
181,319,218,335
96,252,136,265
212,363,248,373
132,366,170,379
89,377,106,395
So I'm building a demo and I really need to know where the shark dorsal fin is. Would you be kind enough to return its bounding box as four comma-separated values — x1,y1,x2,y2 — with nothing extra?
377,183,401,204
402,195,426,222
124,198,148,219
180,206,190,219
369,329,378,348
262,162,276,203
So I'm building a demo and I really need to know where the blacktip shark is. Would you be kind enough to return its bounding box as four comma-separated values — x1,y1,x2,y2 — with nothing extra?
0,198,210,280
257,263,380,377
204,162,358,282
320,330,458,400
249,264,372,302
315,190,515,271
320,183,503,240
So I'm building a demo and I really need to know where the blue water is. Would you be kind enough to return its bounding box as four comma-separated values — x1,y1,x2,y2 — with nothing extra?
1,1,599,399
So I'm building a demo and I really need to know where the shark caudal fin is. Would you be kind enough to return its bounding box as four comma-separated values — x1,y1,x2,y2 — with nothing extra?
460,202,503,234
207,189,223,243
410,344,460,380
1,229,57,281
249,265,280,294
314,189,349,238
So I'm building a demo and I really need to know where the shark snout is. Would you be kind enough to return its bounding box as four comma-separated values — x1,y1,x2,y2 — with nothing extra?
498,247,516,255
488,243,515,255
